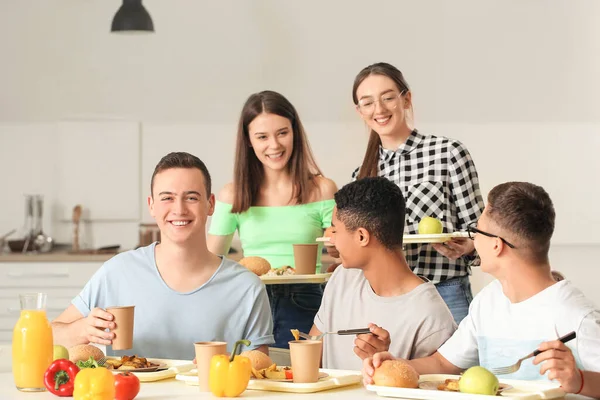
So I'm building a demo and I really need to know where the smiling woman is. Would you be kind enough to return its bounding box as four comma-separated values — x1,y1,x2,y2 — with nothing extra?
207,90,338,349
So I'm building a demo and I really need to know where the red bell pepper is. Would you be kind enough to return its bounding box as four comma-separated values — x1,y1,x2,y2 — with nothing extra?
44,359,80,397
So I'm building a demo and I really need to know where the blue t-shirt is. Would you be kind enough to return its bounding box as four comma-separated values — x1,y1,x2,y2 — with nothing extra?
72,243,274,359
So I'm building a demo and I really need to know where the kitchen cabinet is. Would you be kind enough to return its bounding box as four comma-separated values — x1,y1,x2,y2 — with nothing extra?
0,261,101,344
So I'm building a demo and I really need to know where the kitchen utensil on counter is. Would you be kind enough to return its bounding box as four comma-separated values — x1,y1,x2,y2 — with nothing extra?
72,205,82,253
10,195,36,253
0,229,16,253
32,195,53,253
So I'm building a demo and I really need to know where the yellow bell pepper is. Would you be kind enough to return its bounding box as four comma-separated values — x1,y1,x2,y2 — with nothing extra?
209,339,252,397
73,367,115,400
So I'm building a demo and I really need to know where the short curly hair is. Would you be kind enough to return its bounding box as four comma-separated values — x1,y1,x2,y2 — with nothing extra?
334,177,405,250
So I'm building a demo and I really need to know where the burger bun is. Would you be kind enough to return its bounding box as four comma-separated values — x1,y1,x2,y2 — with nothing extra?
373,359,419,388
68,344,105,363
239,256,271,276
240,350,274,370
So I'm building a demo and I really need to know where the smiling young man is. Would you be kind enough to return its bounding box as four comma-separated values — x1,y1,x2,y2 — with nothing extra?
52,152,274,359
363,182,600,398
309,177,456,371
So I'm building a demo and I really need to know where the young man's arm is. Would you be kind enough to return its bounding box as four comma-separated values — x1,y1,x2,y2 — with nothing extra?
52,305,115,348
362,351,462,385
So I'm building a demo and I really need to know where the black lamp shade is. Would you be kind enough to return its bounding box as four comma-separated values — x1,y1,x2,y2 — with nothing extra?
111,0,154,33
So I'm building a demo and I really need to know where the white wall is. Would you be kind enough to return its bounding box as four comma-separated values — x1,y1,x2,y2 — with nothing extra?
0,1,599,304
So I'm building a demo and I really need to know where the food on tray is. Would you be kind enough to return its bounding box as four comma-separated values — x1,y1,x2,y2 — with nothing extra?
239,350,274,370
104,355,159,371
437,378,460,391
239,256,271,276
418,216,443,234
68,344,105,364
264,265,295,276
290,329,300,341
372,359,419,388
251,363,293,380
459,366,499,395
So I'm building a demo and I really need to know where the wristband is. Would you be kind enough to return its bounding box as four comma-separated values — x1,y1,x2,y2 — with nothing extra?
574,368,584,395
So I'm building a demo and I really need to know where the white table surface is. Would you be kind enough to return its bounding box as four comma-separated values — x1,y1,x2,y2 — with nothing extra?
0,372,596,399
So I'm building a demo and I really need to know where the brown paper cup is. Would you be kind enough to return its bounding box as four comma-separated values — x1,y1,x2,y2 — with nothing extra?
289,340,322,383
106,306,134,350
194,341,227,392
293,244,319,274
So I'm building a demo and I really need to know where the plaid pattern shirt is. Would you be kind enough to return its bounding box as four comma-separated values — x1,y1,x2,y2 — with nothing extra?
352,130,484,284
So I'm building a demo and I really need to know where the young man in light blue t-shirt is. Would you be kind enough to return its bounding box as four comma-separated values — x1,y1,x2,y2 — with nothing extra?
52,152,274,359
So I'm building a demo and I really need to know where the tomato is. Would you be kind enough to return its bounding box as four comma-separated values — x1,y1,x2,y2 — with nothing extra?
114,372,140,400
284,368,293,380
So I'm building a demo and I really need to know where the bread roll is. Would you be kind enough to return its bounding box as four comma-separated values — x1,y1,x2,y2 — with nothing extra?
68,344,105,363
239,256,271,276
240,350,274,370
324,227,334,238
373,359,419,388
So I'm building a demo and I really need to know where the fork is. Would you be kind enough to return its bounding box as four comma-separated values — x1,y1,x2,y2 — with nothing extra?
490,331,576,375
96,356,108,367
297,328,371,341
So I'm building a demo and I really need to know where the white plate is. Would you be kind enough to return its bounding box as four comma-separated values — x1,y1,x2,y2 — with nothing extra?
106,357,195,382
367,374,565,400
260,273,332,285
177,368,362,393
317,232,469,246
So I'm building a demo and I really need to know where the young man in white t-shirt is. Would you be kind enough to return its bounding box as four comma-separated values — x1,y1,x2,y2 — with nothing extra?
363,181,600,398
310,177,456,371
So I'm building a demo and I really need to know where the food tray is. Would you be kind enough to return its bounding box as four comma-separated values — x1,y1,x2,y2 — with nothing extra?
177,368,362,393
367,374,565,399
260,273,331,285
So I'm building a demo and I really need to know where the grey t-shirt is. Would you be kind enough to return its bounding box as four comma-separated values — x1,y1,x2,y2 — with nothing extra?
72,243,274,360
315,266,456,371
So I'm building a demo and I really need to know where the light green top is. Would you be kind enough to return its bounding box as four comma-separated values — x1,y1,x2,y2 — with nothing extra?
209,199,335,271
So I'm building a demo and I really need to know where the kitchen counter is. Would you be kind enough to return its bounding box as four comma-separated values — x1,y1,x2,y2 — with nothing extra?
0,251,117,263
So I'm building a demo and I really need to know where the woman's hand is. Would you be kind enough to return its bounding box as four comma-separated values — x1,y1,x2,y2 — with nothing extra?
432,238,475,260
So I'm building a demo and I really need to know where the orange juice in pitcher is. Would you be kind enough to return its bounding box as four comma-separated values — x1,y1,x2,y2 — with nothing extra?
12,293,53,391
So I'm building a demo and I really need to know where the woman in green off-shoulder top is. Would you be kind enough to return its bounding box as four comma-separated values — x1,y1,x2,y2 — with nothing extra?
208,90,337,349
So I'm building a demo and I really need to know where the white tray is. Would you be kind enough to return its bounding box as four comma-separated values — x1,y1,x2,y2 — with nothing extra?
177,368,362,393
367,374,565,400
106,357,195,382
403,232,469,244
260,273,331,285
317,232,469,245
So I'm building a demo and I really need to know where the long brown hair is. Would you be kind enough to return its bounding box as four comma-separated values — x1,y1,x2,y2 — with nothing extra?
232,90,323,213
352,62,412,179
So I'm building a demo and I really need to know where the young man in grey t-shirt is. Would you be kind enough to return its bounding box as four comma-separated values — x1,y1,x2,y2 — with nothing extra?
51,152,274,359
310,177,456,371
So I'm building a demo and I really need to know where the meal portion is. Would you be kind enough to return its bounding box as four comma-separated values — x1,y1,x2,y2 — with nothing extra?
240,350,293,380
239,256,297,277
104,355,160,371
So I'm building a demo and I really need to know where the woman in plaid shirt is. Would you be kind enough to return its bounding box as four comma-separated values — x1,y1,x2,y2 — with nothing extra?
346,62,484,324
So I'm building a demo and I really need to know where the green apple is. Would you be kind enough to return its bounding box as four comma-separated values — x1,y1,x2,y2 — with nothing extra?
53,344,69,361
418,216,443,234
459,366,499,396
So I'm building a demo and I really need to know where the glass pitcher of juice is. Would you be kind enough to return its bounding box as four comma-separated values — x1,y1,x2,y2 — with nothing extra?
12,293,54,391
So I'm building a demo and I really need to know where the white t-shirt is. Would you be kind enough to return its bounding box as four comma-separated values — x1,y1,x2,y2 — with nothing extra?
314,266,457,371
439,279,600,380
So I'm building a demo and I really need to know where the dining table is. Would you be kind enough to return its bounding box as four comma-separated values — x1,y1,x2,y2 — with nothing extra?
0,372,596,399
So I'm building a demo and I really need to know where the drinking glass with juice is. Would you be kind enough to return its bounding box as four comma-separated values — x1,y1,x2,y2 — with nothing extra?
12,293,53,391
